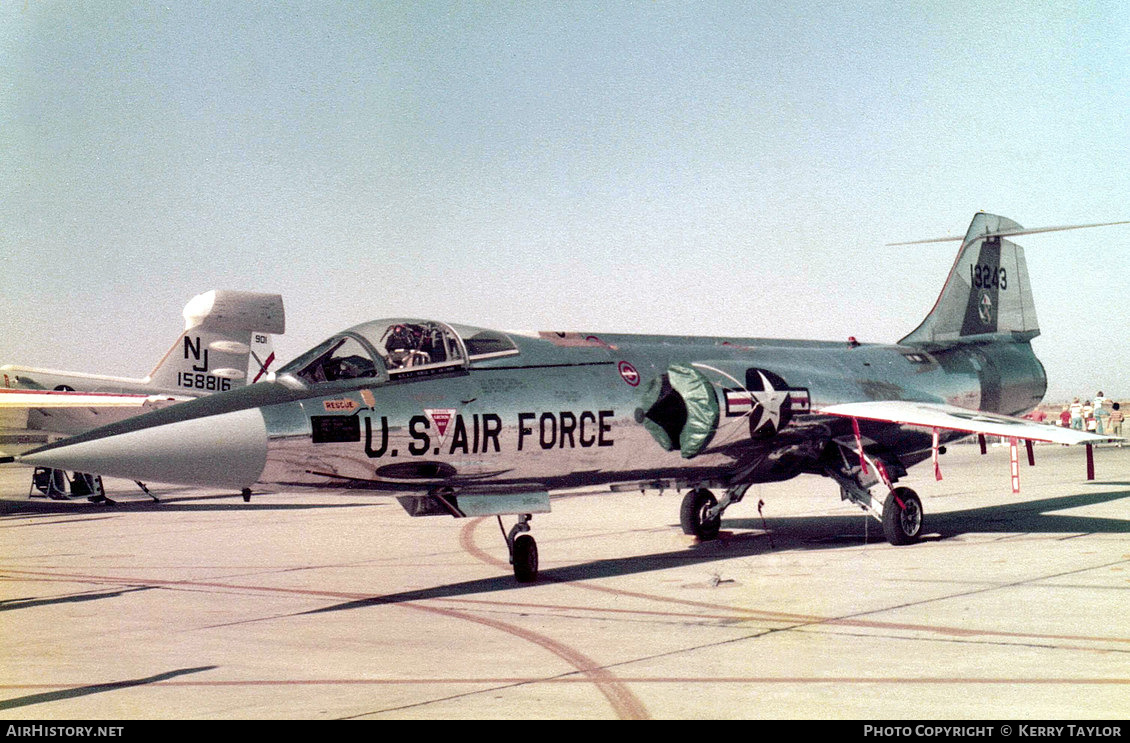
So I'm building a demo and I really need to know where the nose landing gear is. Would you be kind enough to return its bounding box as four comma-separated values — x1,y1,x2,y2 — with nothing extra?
499,514,538,582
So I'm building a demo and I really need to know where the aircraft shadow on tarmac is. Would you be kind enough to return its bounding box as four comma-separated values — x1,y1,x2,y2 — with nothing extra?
303,486,1130,613
4,486,1126,614
0,666,217,711
0,493,389,518
730,488,1130,541
0,586,156,614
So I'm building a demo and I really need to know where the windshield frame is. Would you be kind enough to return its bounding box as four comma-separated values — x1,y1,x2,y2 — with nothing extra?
276,331,388,386
277,319,477,387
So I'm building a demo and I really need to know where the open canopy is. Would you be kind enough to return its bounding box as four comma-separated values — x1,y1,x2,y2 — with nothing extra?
278,319,518,385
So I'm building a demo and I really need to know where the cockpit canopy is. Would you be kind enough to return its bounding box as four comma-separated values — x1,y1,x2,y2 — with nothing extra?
278,319,517,386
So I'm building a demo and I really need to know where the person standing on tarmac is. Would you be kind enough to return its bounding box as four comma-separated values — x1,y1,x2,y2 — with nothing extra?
1070,398,1084,430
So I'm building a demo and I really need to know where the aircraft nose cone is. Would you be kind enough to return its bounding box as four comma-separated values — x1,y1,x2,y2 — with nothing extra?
19,408,268,489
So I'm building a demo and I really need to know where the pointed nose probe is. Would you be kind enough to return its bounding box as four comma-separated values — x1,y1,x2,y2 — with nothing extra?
18,408,269,490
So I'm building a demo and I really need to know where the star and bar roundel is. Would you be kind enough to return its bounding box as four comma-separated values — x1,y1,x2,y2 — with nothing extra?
723,369,811,439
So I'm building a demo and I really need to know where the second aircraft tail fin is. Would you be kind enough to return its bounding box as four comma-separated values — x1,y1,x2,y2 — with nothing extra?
146,290,286,393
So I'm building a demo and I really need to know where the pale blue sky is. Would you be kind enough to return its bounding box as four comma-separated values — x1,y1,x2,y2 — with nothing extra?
2,1,1127,401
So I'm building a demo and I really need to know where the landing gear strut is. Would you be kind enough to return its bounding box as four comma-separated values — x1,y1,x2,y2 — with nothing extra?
30,468,112,503
825,454,924,546
499,514,538,582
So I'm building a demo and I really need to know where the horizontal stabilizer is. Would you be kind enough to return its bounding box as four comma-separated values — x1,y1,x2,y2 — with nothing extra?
183,290,285,334
888,219,1130,245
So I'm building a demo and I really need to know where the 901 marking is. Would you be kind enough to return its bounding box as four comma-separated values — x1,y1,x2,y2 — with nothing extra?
970,264,1007,290
178,372,231,391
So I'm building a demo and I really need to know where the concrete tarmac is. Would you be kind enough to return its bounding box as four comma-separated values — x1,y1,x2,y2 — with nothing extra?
1,443,1127,720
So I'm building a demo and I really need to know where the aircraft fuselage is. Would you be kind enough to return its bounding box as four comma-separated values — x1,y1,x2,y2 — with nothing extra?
248,332,1046,493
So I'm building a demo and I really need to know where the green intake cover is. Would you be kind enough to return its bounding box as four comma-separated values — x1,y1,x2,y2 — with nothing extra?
668,364,719,458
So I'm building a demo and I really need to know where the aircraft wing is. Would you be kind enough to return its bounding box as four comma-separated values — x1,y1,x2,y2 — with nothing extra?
0,389,189,457
0,389,188,409
813,400,1118,445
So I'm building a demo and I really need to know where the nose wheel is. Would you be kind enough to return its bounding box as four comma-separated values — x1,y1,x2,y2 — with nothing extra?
499,514,539,582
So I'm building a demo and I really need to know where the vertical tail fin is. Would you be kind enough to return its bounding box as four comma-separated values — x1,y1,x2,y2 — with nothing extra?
899,213,1039,347
146,291,286,392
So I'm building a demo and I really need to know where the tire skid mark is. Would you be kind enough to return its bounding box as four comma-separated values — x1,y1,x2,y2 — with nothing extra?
1,566,1126,716
0,565,650,719
402,602,649,720
455,519,649,718
0,567,415,602
5,557,1129,649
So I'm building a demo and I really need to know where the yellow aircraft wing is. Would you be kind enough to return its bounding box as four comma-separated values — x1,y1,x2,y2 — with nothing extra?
0,389,187,409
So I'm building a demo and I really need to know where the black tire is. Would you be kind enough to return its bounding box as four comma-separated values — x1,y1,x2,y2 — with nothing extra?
882,487,923,545
680,488,721,540
512,533,539,582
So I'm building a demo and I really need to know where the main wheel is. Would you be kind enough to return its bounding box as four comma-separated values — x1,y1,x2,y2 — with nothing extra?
680,488,721,540
512,533,539,582
882,487,923,545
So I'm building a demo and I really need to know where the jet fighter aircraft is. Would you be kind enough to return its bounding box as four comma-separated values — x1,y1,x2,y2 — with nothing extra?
10,214,1123,578
1,290,284,500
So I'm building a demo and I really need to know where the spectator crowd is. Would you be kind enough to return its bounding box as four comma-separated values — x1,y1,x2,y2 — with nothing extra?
1048,392,1124,445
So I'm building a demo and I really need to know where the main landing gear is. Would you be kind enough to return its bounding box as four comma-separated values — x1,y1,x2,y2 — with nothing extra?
679,484,750,540
679,479,924,546
499,514,538,582
881,487,923,545
30,468,112,504
825,456,925,546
